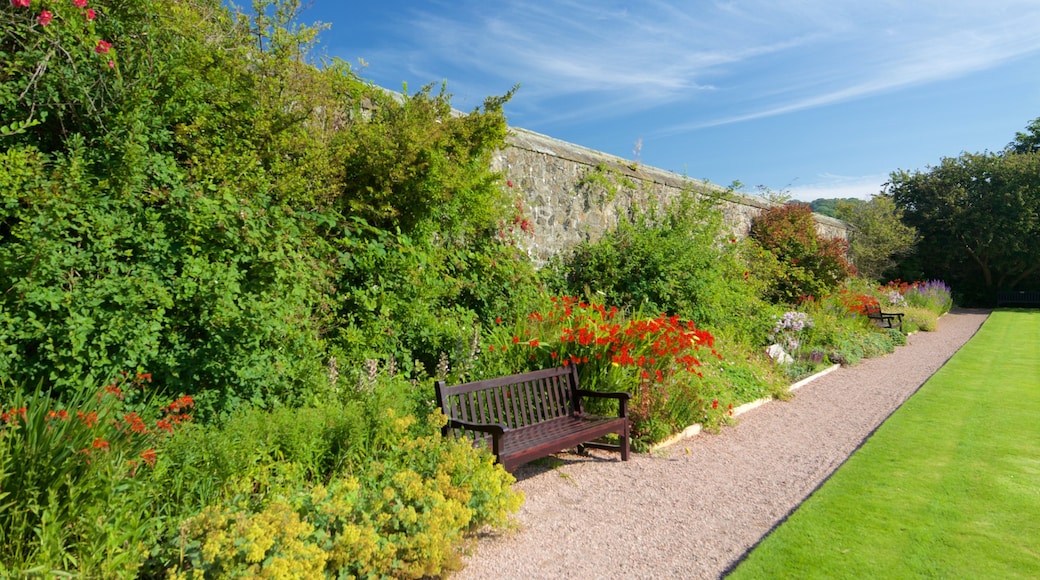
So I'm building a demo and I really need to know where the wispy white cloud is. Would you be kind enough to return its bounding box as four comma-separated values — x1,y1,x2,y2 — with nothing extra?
367,0,1040,132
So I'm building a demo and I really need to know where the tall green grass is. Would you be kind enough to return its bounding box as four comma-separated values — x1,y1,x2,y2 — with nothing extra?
730,310,1040,578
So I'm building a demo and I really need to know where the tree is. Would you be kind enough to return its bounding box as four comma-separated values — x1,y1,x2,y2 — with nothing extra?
835,195,917,282
887,150,1040,303
809,197,863,218
1008,116,1040,154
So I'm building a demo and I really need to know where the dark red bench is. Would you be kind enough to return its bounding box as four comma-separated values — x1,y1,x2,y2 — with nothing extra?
434,365,630,472
864,303,903,331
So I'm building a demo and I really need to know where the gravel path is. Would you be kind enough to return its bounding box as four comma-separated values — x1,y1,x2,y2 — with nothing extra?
455,308,990,580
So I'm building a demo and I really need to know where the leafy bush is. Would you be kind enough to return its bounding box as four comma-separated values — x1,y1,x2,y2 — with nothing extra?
750,203,855,303
138,374,521,577
163,406,520,578
546,192,774,345
901,306,939,333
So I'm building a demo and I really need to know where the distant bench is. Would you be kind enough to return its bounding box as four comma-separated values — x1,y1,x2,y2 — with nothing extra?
996,290,1040,308
435,365,630,473
864,303,903,331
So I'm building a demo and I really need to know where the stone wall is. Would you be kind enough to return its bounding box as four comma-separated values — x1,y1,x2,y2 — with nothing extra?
491,127,851,266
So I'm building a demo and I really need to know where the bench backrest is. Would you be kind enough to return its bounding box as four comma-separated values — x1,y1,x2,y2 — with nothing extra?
435,365,580,430
863,303,882,316
996,290,1040,304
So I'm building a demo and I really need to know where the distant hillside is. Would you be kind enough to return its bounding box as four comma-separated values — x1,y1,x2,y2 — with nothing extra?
808,197,865,218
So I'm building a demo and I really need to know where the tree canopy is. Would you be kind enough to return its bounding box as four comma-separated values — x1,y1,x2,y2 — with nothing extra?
887,145,1040,303
835,196,917,282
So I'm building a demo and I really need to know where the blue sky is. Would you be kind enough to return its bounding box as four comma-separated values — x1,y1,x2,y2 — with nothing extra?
281,1,1040,201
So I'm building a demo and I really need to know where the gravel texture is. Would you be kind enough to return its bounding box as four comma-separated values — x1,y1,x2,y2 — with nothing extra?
454,308,990,580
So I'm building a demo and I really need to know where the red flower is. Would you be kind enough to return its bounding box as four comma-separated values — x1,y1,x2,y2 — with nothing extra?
84,7,95,20
163,395,195,414
495,317,502,324
506,180,514,188
37,10,52,25
47,409,69,421
140,448,157,467
95,40,112,54
10,0,31,8
711,399,719,410
155,419,173,433
528,339,539,347
77,410,98,428
73,0,88,7
124,412,149,434
91,437,110,452
1,408,20,424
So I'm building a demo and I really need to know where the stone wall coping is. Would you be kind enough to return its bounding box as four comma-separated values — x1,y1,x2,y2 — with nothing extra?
505,126,847,233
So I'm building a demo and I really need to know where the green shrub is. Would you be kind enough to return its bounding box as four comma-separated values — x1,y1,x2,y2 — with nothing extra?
165,408,521,579
749,203,855,303
141,375,521,576
902,306,939,332
546,192,774,345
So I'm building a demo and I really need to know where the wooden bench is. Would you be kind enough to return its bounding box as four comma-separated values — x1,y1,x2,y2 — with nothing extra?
434,365,630,473
996,290,1040,308
864,303,903,331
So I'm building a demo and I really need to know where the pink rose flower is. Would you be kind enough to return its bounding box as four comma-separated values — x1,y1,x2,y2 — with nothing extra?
73,0,88,7
11,0,32,8
85,8,95,20
37,9,52,25
95,39,112,54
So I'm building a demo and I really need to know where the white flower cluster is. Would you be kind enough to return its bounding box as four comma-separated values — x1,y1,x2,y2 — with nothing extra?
770,311,813,352
887,290,906,307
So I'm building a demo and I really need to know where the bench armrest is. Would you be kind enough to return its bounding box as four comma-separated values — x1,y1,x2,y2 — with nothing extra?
574,389,630,418
445,418,507,437
575,389,631,401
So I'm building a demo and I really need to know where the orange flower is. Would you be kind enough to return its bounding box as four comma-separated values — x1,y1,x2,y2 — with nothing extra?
77,410,98,428
140,448,157,467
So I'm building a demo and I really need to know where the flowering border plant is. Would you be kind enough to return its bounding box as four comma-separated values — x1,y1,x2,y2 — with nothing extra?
0,374,193,574
475,296,728,448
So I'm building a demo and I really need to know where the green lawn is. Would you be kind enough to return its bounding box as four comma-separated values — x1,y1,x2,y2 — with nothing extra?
730,310,1040,579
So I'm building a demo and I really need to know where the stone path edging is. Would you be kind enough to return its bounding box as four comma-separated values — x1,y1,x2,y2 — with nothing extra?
649,364,841,452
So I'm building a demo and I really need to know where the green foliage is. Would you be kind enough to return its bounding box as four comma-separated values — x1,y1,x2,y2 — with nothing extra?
157,384,520,578
336,82,514,239
808,197,863,218
750,203,855,303
900,305,938,333
137,374,521,576
0,0,538,414
888,142,1040,304
0,376,193,577
0,141,336,413
835,195,917,282
1007,116,1040,154
547,192,774,344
